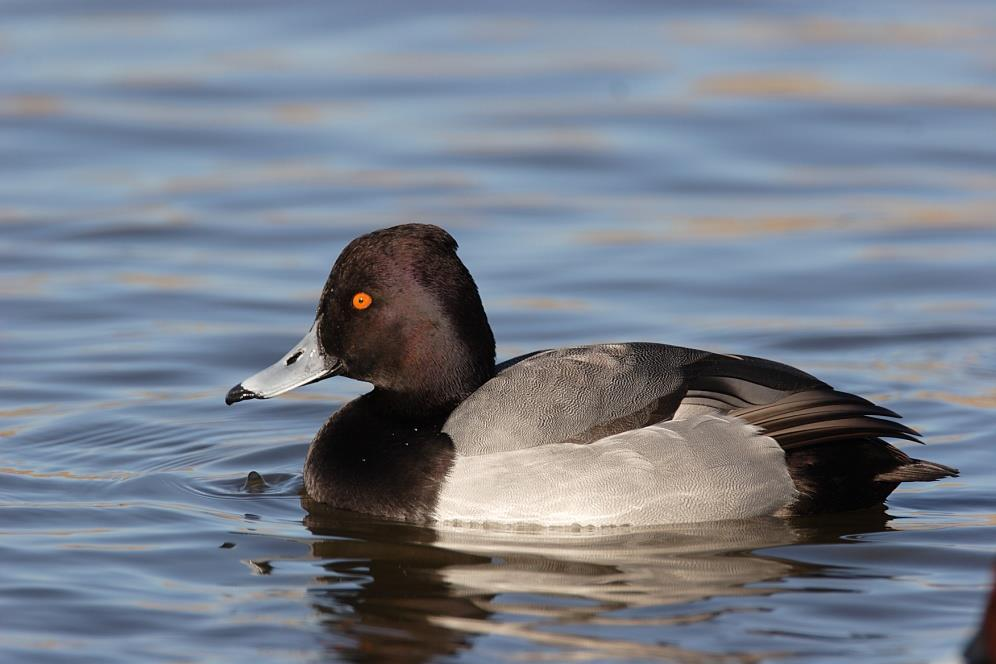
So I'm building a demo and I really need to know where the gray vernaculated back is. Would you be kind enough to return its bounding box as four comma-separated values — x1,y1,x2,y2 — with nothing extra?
443,343,711,455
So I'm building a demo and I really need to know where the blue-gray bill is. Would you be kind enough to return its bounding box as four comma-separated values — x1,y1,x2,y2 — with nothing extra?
225,318,341,405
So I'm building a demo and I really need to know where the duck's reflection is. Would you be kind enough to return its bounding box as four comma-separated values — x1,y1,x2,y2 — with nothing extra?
299,498,892,663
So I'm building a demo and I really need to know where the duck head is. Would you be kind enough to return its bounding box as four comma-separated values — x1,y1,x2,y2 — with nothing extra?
226,224,496,410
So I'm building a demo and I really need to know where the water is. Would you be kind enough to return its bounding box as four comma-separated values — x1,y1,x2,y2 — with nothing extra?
2,1,995,662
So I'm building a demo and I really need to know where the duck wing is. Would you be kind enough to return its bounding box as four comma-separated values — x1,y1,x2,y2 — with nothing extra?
444,342,824,455
672,353,923,450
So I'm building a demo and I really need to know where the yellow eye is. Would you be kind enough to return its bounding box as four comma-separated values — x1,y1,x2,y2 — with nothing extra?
352,292,373,310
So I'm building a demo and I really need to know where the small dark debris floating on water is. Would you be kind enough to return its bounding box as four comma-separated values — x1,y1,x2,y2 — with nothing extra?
242,471,269,493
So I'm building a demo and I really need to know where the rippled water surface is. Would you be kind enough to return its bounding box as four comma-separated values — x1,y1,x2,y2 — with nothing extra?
3,1,995,662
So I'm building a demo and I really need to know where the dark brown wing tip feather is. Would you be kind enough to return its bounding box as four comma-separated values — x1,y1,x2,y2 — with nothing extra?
732,388,923,450
874,459,959,483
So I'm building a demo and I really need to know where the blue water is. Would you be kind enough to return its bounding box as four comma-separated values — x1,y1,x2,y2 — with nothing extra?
2,1,995,662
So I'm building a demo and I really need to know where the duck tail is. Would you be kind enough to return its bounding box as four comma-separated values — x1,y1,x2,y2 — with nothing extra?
874,457,959,483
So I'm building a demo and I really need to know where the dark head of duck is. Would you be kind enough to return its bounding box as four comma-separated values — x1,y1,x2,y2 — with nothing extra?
227,224,494,519
226,223,496,417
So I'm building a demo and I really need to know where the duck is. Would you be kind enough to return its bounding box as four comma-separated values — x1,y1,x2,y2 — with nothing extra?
226,223,958,527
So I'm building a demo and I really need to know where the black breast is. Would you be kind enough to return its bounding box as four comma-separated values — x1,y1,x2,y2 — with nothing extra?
303,393,456,522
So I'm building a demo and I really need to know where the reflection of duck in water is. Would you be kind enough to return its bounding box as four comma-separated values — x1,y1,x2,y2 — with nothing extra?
299,504,893,663
228,224,957,526
303,509,488,663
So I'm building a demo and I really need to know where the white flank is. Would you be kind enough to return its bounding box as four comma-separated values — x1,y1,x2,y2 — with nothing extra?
434,414,797,527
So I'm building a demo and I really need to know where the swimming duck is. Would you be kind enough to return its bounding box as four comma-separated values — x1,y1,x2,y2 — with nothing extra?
226,224,957,526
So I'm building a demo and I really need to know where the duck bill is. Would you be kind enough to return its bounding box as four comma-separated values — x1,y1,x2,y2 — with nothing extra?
225,318,342,405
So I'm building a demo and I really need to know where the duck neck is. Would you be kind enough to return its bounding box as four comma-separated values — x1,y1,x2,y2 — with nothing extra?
372,360,491,420
374,328,496,418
